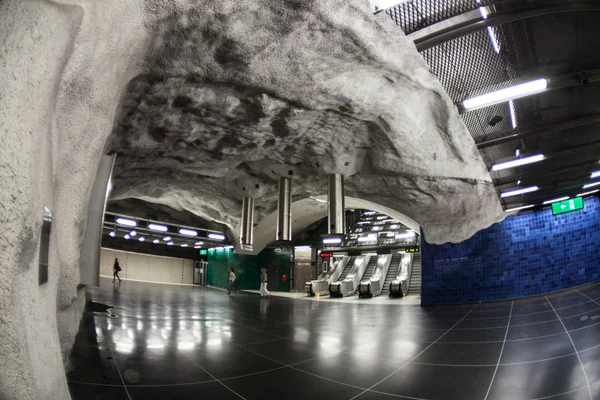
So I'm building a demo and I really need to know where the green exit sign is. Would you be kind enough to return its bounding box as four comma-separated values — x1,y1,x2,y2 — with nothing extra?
406,247,420,253
199,249,208,255
552,197,583,215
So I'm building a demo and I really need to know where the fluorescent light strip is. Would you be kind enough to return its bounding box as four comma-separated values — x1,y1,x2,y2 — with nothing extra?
487,26,500,54
179,228,197,237
492,154,544,171
582,181,600,189
195,241,204,245
395,231,416,239
357,235,377,242
224,245,234,249
167,242,174,246
577,189,599,197
509,100,517,129
138,237,145,242
163,236,172,241
463,79,547,110
194,246,201,249
363,211,376,215
500,186,539,198
116,217,137,227
153,239,160,244
130,230,137,237
323,238,342,244
208,233,225,240
591,170,600,178
148,223,168,232
181,244,188,247
542,196,569,205
478,6,489,19
109,231,116,237
124,234,131,239
505,205,534,212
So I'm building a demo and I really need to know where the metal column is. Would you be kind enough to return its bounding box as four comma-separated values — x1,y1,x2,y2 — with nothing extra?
327,174,345,234
276,177,292,241
240,197,254,246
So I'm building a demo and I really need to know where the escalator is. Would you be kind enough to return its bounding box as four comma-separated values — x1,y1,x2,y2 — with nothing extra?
357,254,392,298
381,253,402,297
355,256,378,294
329,255,370,297
305,256,352,296
408,253,422,295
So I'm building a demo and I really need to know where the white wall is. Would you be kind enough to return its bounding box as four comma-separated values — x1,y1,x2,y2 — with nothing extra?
101,248,194,285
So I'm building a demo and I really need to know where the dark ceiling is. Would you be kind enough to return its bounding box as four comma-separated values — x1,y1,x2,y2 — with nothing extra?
383,0,600,210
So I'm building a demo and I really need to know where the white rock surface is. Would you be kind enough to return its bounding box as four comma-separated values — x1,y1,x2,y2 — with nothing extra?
0,0,504,398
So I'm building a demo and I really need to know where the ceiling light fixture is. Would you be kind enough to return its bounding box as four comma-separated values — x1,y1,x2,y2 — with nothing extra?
124,234,131,239
167,242,174,246
323,238,342,244
208,233,225,240
194,246,201,249
491,154,544,171
195,241,204,245
577,189,599,197
500,186,539,198
179,228,197,237
591,170,600,179
153,239,160,244
463,79,547,111
363,211,376,215
542,197,569,205
163,236,171,241
357,235,377,242
309,196,328,203
130,230,137,237
181,244,188,247
487,26,501,54
116,217,137,227
224,245,234,249
109,231,116,237
138,237,145,242
148,223,168,232
509,100,517,129
582,182,600,189
504,205,534,212
395,231,416,239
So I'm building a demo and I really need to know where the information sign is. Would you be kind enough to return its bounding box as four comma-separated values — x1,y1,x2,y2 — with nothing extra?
552,197,583,215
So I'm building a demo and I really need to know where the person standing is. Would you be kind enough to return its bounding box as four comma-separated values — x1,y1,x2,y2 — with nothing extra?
260,268,270,297
113,258,122,282
227,268,238,296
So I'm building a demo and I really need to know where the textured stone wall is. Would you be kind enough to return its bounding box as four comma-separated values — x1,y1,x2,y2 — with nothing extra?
208,248,292,292
421,196,600,304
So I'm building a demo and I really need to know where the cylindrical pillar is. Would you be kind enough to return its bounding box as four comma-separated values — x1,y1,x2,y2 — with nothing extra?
240,197,254,246
327,174,345,234
276,177,292,241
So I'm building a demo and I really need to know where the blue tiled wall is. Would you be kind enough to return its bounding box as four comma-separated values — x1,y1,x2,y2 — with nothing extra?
421,196,600,304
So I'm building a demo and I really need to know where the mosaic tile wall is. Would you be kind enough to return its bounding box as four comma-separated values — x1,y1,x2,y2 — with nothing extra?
421,195,600,304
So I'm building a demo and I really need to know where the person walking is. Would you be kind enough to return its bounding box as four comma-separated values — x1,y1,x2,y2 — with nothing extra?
260,267,270,297
227,268,238,296
113,258,122,282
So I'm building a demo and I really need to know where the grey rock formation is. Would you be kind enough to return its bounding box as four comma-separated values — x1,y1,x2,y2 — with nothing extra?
0,0,504,398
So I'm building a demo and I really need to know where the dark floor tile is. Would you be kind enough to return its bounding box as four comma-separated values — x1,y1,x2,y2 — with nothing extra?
454,317,509,330
507,320,566,340
486,354,587,400
509,310,557,326
561,310,600,331
500,333,574,364
510,303,554,316
556,301,600,319
437,327,506,343
346,338,431,361
465,309,511,319
69,382,129,400
128,382,240,400
372,363,495,400
112,348,213,385
568,323,600,351
415,342,502,366
67,342,122,385
579,344,600,382
228,328,284,345
183,343,282,379
293,352,405,388
242,338,341,365
225,367,363,400
355,390,414,399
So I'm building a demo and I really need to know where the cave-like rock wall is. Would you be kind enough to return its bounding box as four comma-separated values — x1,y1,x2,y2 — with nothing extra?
0,0,504,399
107,0,505,245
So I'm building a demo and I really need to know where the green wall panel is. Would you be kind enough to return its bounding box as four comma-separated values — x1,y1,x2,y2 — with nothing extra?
207,248,292,292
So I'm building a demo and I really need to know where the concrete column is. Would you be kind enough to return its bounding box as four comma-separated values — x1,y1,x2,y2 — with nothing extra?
240,197,254,246
276,177,292,241
327,173,345,234
79,153,116,286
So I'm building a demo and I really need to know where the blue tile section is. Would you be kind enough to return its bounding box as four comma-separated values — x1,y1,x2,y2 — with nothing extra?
421,196,600,304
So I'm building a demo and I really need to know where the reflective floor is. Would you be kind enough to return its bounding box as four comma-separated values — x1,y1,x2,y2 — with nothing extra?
68,278,600,400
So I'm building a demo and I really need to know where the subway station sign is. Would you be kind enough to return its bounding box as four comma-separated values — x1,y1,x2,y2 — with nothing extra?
552,197,583,215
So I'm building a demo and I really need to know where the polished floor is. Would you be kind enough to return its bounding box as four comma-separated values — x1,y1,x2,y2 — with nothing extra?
68,278,600,400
